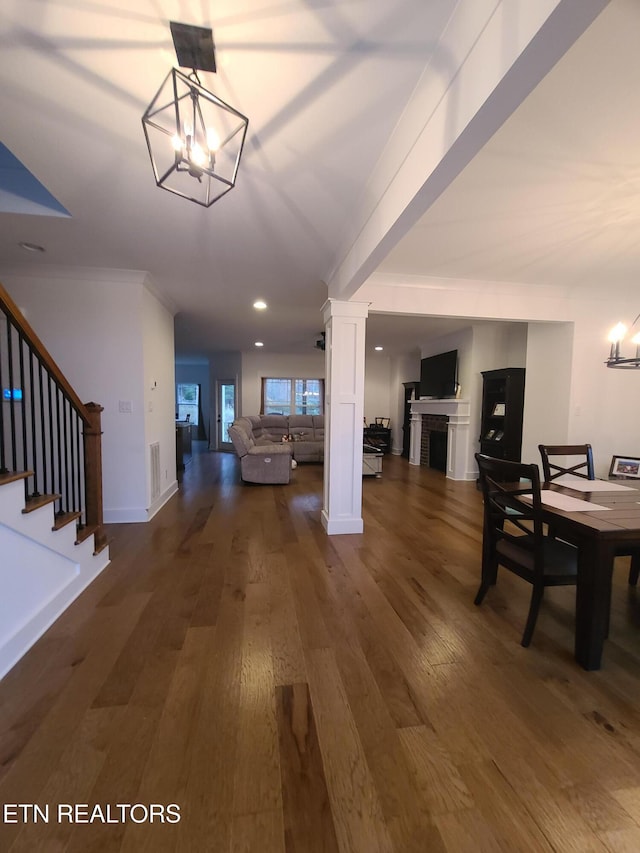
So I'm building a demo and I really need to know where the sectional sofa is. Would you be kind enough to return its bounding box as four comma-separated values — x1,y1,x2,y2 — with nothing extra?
228,414,324,484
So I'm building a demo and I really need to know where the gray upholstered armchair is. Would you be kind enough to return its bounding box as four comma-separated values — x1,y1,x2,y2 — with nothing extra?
228,417,293,484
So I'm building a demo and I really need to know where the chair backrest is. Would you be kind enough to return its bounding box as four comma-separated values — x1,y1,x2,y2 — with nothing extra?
538,444,594,482
228,420,254,458
259,414,289,441
475,453,545,575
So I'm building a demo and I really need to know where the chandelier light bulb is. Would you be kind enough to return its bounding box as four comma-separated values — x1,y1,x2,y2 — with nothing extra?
206,128,221,152
608,322,626,343
190,143,207,167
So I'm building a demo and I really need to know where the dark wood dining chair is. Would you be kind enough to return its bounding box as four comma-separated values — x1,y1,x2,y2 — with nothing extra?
475,453,578,647
539,443,639,586
538,443,595,482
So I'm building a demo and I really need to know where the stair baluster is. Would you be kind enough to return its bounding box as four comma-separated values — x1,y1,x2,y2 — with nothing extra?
0,281,104,549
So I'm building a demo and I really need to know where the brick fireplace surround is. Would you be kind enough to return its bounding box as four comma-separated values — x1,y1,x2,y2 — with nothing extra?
420,414,448,468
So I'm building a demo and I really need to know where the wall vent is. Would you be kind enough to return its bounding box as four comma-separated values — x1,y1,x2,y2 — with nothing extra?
150,442,161,502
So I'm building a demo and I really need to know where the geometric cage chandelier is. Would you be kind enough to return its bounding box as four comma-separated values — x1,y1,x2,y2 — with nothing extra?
142,22,249,208
606,313,640,369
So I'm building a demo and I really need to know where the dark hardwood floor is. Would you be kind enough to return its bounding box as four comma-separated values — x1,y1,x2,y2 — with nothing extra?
1,448,640,852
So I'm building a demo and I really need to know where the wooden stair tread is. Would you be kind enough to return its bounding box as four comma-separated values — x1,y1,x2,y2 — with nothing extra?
76,524,109,557
77,524,107,548
93,538,109,555
75,524,96,544
23,493,60,513
0,470,33,487
7,480,104,552
53,510,82,532
75,525,108,554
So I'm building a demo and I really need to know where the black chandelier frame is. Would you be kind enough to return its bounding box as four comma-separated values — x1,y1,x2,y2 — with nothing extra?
141,22,249,208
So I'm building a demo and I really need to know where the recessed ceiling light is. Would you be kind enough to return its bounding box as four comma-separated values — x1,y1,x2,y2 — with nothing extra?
255,341,264,347
19,241,45,253
253,300,267,310
375,346,384,351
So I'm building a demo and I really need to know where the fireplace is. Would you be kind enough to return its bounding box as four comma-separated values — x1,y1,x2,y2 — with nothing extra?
409,398,472,480
420,414,448,471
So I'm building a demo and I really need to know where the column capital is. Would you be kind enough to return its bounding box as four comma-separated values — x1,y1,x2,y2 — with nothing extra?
322,298,370,323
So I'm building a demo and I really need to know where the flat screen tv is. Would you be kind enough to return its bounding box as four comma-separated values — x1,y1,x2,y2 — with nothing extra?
420,350,458,399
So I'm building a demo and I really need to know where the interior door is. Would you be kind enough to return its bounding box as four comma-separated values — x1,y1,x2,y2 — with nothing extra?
217,380,236,450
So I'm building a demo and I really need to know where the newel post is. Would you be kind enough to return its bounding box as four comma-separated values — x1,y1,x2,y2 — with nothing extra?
83,402,107,552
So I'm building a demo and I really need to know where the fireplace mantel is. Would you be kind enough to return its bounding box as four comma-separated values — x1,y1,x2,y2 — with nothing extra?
410,398,470,422
409,398,472,480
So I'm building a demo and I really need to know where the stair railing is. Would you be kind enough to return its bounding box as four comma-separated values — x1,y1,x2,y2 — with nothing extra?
0,281,106,552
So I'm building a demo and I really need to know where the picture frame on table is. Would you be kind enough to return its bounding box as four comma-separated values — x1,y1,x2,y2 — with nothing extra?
609,455,640,479
484,429,496,440
492,402,506,416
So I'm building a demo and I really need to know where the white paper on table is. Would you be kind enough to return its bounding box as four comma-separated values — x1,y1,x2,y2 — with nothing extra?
520,491,611,512
553,475,635,492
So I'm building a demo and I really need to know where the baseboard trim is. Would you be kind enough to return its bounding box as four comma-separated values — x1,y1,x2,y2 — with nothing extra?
103,507,148,524
104,480,179,524
147,480,179,521
321,510,364,536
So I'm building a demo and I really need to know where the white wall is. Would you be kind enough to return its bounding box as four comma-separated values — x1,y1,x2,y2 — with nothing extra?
567,307,640,478
513,309,640,478
505,323,528,366
142,286,178,517
467,323,528,475
389,351,421,454
521,322,573,467
363,354,393,428
240,350,325,414
2,267,176,522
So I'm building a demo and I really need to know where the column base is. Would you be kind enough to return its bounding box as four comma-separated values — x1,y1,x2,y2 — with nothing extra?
321,510,364,536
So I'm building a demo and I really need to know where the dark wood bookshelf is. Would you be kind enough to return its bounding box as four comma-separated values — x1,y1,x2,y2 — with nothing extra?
479,367,525,462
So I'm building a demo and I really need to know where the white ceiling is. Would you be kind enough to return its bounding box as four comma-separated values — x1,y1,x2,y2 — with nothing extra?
0,1,634,360
380,0,640,293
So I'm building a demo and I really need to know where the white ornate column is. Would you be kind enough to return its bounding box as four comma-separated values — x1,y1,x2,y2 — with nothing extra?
409,412,423,466
321,299,369,535
409,399,472,480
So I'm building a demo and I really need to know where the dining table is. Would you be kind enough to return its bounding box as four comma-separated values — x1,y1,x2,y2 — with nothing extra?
537,476,640,670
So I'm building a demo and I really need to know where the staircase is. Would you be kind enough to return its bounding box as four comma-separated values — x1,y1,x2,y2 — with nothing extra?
0,283,109,679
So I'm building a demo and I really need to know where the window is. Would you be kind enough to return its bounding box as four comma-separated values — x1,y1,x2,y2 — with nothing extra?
262,378,323,416
176,383,200,425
